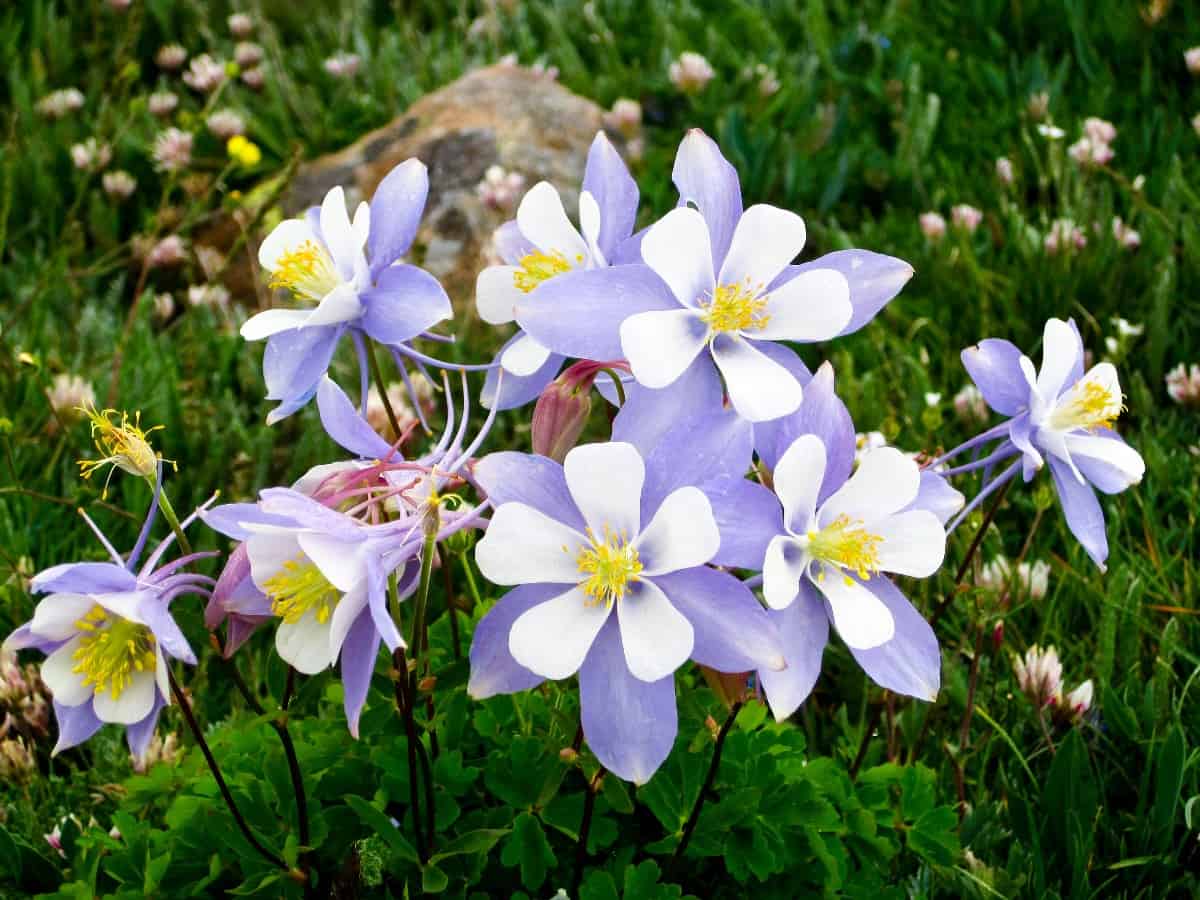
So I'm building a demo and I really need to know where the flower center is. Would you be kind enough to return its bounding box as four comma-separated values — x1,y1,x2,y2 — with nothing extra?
71,605,157,700
699,280,771,334
1048,379,1123,431
807,514,884,584
513,249,579,293
575,526,643,608
268,240,341,302
262,557,340,625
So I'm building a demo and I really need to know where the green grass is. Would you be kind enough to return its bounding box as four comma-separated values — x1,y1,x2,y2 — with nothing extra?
1,0,1198,897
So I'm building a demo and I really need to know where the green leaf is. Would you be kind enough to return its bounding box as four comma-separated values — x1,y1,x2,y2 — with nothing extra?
1150,725,1186,850
580,870,620,900
430,828,509,863
343,795,419,864
907,806,960,866
421,862,449,893
500,812,556,891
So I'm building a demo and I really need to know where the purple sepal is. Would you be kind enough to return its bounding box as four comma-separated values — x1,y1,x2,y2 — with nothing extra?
52,700,104,756
126,695,165,762
905,470,964,525
582,132,639,261
467,584,553,699
480,333,564,412
704,476,783,570
368,158,428,280
846,576,941,701
672,129,742,269
317,376,395,460
473,452,587,533
961,338,1030,417
758,581,829,721
341,609,382,738
32,562,137,596
1048,456,1108,570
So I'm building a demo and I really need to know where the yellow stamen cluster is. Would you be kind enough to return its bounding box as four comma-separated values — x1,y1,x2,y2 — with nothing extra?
1049,380,1124,431
71,605,157,700
262,557,340,625
808,514,884,586
699,280,771,334
513,249,577,293
77,404,167,494
268,240,341,302
574,525,643,608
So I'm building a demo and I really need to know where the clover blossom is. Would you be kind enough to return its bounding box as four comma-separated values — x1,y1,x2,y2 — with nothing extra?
514,130,913,423
3,486,213,760
241,158,451,422
956,317,1145,569
475,131,639,410
469,441,784,782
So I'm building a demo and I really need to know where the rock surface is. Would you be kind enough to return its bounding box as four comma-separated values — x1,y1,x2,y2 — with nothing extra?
282,63,617,306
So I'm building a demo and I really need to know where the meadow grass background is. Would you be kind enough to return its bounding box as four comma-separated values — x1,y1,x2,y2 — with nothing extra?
1,0,1198,896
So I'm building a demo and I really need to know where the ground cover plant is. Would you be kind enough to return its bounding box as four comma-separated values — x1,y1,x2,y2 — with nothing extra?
1,1,1198,897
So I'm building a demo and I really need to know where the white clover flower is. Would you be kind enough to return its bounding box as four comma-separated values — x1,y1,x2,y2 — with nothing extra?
182,54,225,93
153,127,193,172
70,139,112,172
1166,362,1200,406
1036,123,1065,140
228,12,254,37
995,156,1014,185
1111,217,1141,250
155,44,187,71
604,98,642,139
919,211,946,241
147,91,179,117
234,41,264,69
1027,91,1049,120
46,374,96,420
951,204,983,233
953,383,989,425
324,52,361,79
206,109,246,140
187,284,231,309
102,170,137,200
1014,644,1062,707
36,88,85,119
669,51,715,94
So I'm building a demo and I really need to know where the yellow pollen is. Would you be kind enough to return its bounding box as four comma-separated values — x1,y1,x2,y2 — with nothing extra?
574,525,643,608
807,514,884,584
699,280,771,334
1049,380,1124,431
71,605,157,701
268,240,341,302
262,557,340,625
513,249,576,293
77,404,170,495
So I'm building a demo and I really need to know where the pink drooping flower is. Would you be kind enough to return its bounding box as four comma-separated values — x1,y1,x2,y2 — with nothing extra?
1014,644,1062,708
953,383,989,425
604,98,642,139
475,165,526,214
147,235,187,269
241,67,266,90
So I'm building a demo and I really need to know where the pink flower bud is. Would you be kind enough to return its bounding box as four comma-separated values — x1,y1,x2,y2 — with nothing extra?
991,619,1004,652
532,373,594,463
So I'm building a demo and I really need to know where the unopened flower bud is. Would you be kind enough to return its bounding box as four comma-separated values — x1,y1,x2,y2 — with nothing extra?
444,526,476,556
1060,679,1093,722
559,747,578,763
532,374,593,462
417,675,437,693
991,619,1004,651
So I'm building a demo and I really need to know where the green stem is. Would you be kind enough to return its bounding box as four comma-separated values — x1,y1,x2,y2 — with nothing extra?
600,367,627,406
365,338,404,440
457,553,483,611
153,479,193,556
410,526,439,662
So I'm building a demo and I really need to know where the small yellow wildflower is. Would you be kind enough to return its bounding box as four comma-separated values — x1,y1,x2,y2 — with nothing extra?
226,135,262,168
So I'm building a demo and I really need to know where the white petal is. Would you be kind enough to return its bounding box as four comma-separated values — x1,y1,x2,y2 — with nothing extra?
240,308,312,341
817,575,895,649
872,510,946,577
516,182,589,262
616,578,694,682
508,585,610,679
820,447,919,525
40,636,93,706
636,487,719,575
155,646,169,703
276,611,336,674
297,532,364,592
579,190,606,266
93,670,156,725
563,442,644,538
92,591,145,624
1036,318,1081,403
30,593,94,641
717,204,807,291
475,265,524,325
474,502,586,585
303,282,362,328
246,532,303,591
641,206,715,308
763,535,807,610
258,218,318,272
500,333,553,376
351,201,371,251
773,434,826,534
711,334,803,422
619,309,708,389
757,269,852,341
1063,432,1145,485
320,185,361,279
330,579,370,657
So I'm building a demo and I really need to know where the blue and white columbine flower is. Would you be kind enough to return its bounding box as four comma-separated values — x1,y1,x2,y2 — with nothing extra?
469,441,784,783
475,132,639,410
241,159,451,423
958,317,1145,569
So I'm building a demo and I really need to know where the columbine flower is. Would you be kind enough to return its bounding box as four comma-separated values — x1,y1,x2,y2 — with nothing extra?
147,91,178,117
324,52,361,79
155,44,187,71
1166,362,1200,406
951,204,983,233
476,131,639,410
102,170,137,200
241,158,450,422
182,54,225,93
669,51,714,93
953,383,989,425
228,12,254,37
960,317,1145,568
475,164,526,214
153,127,193,172
3,492,209,760
470,441,784,782
234,42,264,69
70,139,111,172
995,157,1014,185
1112,217,1141,249
206,109,245,139
37,87,84,119
854,430,888,466
603,98,642,139
1044,218,1086,255
919,211,947,241
1013,644,1062,707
